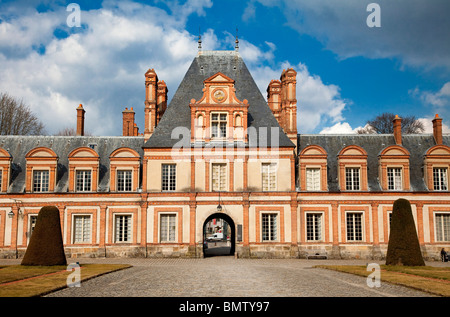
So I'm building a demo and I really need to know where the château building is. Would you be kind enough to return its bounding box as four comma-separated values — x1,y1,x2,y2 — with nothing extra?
0,48,449,260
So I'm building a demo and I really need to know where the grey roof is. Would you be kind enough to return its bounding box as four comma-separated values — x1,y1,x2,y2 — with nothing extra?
143,50,294,149
0,136,144,194
298,133,450,192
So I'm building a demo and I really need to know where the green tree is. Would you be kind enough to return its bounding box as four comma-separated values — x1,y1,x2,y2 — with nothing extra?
21,206,67,266
385,198,425,266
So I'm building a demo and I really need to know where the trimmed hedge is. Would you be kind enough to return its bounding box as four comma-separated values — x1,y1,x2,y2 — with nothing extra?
21,206,67,266
385,198,425,266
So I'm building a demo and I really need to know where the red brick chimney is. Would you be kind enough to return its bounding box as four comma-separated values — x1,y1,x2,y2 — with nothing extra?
76,104,85,136
432,114,443,145
156,80,168,125
267,79,282,127
122,107,135,136
393,115,402,145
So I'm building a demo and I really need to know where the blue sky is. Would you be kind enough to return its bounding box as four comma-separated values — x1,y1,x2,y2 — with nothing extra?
0,0,449,136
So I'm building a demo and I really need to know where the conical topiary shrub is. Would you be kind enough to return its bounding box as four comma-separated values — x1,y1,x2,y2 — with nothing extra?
21,206,67,266
385,198,425,266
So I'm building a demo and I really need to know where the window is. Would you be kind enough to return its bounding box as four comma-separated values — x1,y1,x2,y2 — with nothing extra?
211,113,227,138
262,163,277,191
387,167,402,190
262,213,277,241
115,215,132,243
33,170,49,192
29,215,38,237
345,168,360,191
73,215,91,243
160,214,176,242
212,163,227,191
306,213,322,241
436,213,450,242
162,164,176,191
0,171,2,192
306,168,320,191
117,170,132,192
76,170,91,192
433,168,448,191
346,212,363,241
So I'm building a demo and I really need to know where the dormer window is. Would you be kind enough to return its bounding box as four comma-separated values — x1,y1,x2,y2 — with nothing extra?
76,170,92,192
189,72,248,144
211,113,227,139
25,147,58,193
33,170,49,192
434,167,448,191
423,145,450,192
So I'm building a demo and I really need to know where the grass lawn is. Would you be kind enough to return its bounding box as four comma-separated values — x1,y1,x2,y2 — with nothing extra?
315,264,450,297
0,263,131,297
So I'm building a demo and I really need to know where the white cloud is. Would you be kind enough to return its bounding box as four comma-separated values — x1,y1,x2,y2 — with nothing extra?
252,0,450,71
0,1,209,136
249,59,348,133
0,0,349,136
417,117,450,134
319,122,359,134
410,82,450,124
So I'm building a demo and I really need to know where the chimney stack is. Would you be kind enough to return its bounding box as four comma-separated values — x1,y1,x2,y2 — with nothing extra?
432,114,443,145
267,79,282,126
393,115,402,145
122,107,135,136
76,104,85,136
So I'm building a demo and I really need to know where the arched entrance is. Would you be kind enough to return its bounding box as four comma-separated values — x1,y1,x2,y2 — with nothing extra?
203,213,235,257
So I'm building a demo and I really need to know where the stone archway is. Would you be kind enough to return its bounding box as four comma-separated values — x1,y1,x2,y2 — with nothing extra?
203,213,236,257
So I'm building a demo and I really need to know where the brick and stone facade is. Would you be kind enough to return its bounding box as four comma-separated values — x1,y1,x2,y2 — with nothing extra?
0,50,449,260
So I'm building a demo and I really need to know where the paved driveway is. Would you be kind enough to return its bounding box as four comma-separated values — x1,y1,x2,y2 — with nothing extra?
36,257,436,298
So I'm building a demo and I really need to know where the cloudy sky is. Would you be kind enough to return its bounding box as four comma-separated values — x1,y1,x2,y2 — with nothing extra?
0,0,449,136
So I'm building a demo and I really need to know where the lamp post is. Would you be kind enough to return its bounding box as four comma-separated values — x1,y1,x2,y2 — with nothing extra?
8,200,22,259
217,191,222,212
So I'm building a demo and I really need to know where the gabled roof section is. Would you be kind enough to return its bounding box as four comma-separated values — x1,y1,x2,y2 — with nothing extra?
143,50,294,148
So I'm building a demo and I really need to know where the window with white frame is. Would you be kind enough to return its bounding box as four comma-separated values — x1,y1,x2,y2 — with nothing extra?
346,212,363,241
212,163,227,191
76,170,91,192
29,215,38,238
162,164,176,191
262,213,277,242
117,170,132,192
115,215,132,243
345,167,360,191
306,168,321,191
262,163,277,191
211,113,227,139
33,170,49,192
387,167,402,190
435,213,450,242
433,167,448,191
160,214,176,242
73,215,91,243
306,213,322,241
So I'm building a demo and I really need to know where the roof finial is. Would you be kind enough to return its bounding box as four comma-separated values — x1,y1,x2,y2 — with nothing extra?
235,27,239,51
198,27,202,52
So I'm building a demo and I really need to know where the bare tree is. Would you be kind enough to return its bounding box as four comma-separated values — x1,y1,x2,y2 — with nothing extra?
55,127,92,136
356,112,424,134
0,92,46,135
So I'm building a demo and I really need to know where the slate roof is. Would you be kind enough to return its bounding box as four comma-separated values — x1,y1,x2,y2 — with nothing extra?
298,133,450,192
0,135,144,194
143,50,294,149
